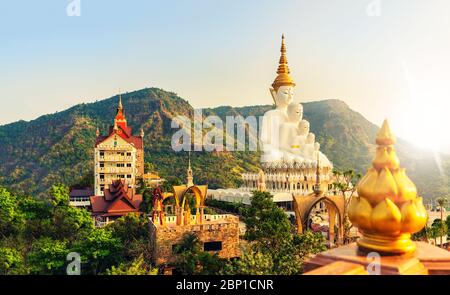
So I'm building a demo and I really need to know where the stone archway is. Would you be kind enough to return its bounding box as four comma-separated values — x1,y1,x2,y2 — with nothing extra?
293,192,345,246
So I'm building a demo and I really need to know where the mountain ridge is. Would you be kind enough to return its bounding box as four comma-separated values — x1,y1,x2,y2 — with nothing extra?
0,87,448,200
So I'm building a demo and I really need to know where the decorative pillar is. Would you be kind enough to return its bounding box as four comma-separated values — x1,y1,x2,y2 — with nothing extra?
328,204,336,248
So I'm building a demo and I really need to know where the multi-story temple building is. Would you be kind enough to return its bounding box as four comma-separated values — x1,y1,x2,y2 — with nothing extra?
94,95,144,196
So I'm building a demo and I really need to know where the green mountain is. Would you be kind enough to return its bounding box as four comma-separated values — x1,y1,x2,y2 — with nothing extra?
0,87,448,201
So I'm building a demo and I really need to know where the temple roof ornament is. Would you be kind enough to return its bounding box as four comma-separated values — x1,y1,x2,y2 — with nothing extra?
272,34,296,91
348,119,427,254
187,151,194,187
118,91,123,111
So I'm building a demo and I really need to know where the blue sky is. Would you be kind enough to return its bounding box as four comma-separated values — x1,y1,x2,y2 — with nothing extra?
1,0,450,151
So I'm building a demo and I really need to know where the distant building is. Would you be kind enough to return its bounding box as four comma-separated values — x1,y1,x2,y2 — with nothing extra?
69,188,93,208
142,172,165,188
90,179,143,226
94,95,144,196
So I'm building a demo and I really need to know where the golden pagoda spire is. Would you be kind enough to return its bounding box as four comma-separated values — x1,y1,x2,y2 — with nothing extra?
272,34,296,91
348,119,427,254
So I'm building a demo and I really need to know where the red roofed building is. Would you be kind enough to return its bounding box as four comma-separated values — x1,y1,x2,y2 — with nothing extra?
94,94,145,196
90,179,143,226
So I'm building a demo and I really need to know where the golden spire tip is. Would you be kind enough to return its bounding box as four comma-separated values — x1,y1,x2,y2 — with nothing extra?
376,119,396,145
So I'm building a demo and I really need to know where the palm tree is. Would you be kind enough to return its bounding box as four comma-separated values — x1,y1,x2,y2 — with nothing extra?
435,197,448,248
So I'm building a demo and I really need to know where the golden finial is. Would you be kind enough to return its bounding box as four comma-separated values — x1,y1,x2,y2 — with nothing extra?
96,127,100,137
376,119,396,145
348,119,427,254
272,34,296,91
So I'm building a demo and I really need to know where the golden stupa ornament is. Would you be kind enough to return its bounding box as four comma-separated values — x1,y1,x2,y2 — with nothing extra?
348,119,427,254
272,34,296,91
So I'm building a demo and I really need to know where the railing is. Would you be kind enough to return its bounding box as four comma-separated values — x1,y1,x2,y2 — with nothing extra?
154,214,238,226
97,167,134,173
69,197,91,207
98,156,133,162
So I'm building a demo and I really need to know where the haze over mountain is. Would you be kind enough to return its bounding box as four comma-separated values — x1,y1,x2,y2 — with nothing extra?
0,87,448,201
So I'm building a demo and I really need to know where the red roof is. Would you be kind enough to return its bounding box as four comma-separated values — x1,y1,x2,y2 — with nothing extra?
90,180,142,216
95,128,143,149
95,100,143,149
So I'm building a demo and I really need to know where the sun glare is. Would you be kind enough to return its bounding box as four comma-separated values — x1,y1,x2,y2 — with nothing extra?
396,60,450,154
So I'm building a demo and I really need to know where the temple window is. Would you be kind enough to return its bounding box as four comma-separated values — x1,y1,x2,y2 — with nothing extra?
204,241,222,251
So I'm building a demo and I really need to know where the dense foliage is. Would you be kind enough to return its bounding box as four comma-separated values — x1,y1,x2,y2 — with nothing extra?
0,185,154,275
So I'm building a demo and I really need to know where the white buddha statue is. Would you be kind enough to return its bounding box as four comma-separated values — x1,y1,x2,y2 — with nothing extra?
260,34,296,163
300,132,316,158
259,35,332,169
290,119,309,154
279,102,303,153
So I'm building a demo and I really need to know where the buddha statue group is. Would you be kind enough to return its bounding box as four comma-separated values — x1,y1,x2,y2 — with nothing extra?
260,35,331,168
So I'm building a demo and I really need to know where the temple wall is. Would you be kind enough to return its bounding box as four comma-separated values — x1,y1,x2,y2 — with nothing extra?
150,217,240,266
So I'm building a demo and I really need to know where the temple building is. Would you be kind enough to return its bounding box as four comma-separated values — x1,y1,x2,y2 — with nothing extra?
149,156,240,272
94,95,144,196
90,179,143,226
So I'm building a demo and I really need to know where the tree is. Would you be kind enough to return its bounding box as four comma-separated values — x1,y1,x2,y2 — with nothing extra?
49,184,70,207
0,187,24,237
241,191,291,251
436,197,448,248
412,226,430,242
0,247,25,275
105,255,158,275
72,227,123,275
27,237,69,274
231,246,274,275
107,213,151,264
172,233,228,275
238,191,327,275
51,205,93,241
332,169,361,244
446,215,450,236
431,218,448,247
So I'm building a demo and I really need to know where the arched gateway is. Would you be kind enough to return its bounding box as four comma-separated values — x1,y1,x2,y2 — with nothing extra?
293,189,345,246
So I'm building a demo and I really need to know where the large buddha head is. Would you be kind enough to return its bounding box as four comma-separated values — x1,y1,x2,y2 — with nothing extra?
270,34,296,108
270,86,294,109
